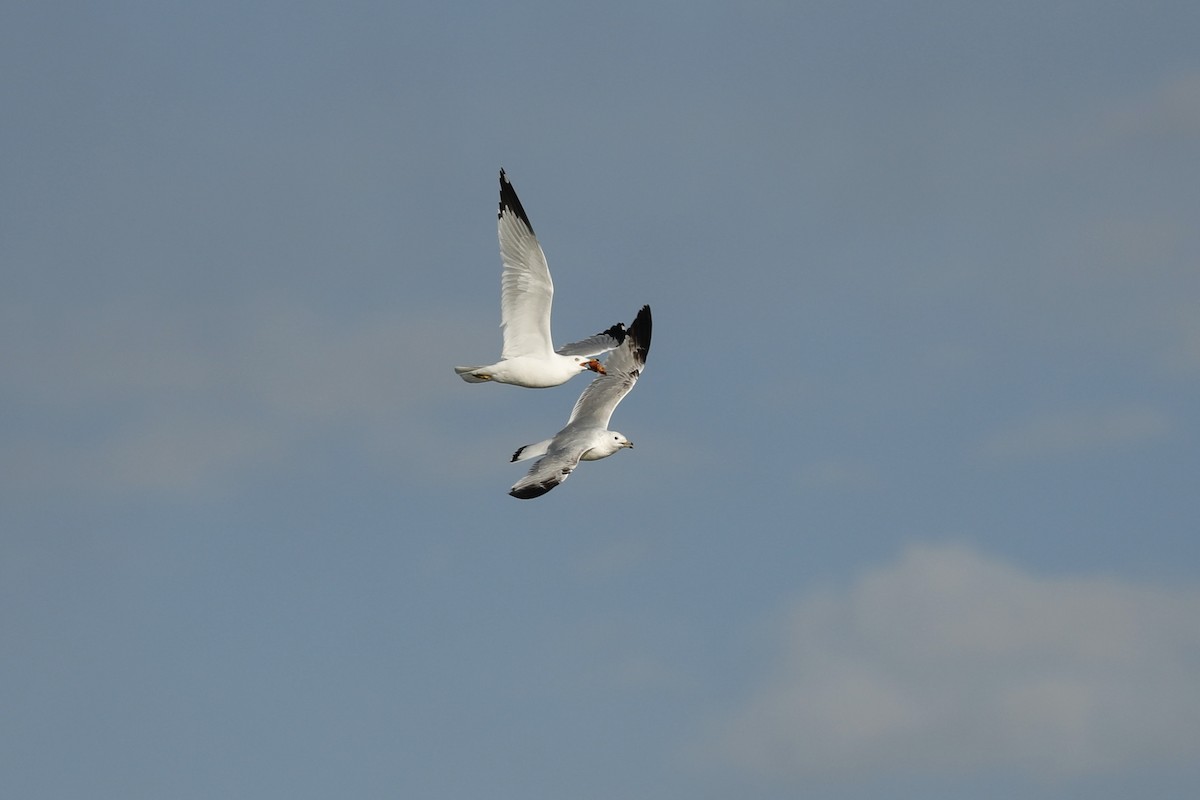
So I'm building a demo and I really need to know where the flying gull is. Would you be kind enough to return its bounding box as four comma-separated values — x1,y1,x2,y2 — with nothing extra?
454,170,628,388
509,305,652,499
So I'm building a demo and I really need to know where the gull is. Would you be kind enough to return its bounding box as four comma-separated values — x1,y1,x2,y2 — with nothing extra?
454,170,628,388
509,305,652,499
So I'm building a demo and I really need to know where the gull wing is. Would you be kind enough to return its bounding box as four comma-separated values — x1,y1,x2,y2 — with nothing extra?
509,446,584,499
555,320,628,358
497,170,556,360
564,305,652,430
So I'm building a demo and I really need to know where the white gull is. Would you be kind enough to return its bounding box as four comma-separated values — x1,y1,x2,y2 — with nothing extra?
454,170,627,388
509,305,652,499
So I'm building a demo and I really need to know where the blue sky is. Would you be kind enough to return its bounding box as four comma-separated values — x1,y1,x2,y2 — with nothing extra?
3,2,1199,798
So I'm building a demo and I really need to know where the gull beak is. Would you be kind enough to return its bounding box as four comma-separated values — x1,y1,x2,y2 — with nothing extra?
586,359,606,375
625,440,634,449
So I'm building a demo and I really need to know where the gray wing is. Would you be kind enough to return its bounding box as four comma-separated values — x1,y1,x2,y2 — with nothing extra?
555,320,627,358
565,305,652,430
509,445,584,499
497,170,556,360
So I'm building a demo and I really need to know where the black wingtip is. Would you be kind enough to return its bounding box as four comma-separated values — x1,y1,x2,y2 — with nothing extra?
498,169,535,234
595,321,627,344
510,445,525,463
627,305,652,365
509,482,554,500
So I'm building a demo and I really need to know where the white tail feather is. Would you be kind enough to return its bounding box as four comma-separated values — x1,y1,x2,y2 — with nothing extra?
511,438,554,463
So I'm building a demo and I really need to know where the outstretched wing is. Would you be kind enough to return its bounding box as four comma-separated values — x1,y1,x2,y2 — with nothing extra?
565,305,652,430
555,320,628,358
509,447,584,499
497,170,555,360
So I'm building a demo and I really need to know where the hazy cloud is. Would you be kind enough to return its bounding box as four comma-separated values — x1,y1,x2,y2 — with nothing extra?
1097,70,1200,147
716,543,1200,782
980,406,1170,461
795,460,880,491
1,297,480,495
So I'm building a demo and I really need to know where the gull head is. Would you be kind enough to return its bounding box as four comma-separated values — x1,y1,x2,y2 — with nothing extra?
583,431,633,461
610,432,633,451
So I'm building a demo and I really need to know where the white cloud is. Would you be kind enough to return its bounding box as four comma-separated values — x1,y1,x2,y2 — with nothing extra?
980,406,1170,462
716,543,1200,782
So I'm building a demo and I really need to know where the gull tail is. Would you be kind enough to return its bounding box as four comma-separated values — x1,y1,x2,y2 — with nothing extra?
511,439,553,463
454,365,490,383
